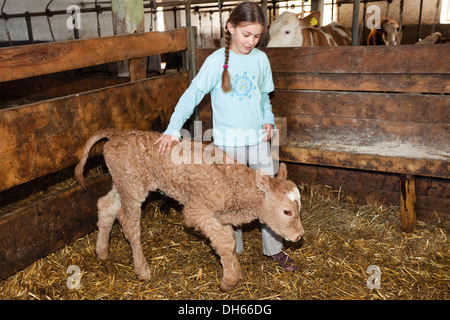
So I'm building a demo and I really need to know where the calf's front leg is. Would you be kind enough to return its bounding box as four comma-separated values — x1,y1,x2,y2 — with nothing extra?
184,205,241,291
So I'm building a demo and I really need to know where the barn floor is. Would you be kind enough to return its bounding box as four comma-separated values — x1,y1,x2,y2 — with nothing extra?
0,183,448,300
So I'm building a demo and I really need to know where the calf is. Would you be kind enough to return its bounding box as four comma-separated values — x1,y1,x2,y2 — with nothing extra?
267,11,351,47
75,129,304,291
367,18,404,45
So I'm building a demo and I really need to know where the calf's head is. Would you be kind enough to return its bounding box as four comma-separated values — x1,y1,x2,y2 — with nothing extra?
255,163,304,242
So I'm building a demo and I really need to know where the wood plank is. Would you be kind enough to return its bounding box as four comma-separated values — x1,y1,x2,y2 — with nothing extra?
129,58,147,81
264,45,450,74
0,174,111,280
196,48,214,71
0,76,129,101
285,163,450,221
284,115,450,152
279,146,450,179
0,72,189,192
271,90,450,123
273,72,450,94
197,45,450,74
0,29,188,82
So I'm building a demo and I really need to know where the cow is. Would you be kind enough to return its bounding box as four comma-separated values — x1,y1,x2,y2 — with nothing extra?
267,11,351,47
367,18,404,45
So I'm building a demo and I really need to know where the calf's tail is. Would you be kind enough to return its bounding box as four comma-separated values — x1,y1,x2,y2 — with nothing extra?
75,129,119,190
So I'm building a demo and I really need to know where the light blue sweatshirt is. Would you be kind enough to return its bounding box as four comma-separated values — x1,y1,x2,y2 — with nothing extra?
164,47,275,147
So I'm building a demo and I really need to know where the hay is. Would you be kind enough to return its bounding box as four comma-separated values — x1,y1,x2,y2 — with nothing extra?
0,183,448,300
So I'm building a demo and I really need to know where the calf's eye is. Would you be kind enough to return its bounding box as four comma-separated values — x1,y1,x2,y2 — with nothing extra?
284,210,292,216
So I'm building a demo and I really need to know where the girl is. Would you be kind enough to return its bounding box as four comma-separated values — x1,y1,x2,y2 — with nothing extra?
155,1,298,272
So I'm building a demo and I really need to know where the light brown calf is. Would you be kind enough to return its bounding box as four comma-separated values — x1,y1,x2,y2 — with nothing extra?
75,129,304,291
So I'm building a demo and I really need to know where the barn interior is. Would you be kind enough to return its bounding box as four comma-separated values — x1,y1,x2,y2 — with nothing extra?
0,0,449,300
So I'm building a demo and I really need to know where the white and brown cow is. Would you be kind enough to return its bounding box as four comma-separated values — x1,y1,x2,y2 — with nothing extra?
367,18,404,45
267,11,351,47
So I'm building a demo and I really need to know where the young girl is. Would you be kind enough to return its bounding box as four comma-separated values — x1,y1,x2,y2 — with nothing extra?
155,1,298,272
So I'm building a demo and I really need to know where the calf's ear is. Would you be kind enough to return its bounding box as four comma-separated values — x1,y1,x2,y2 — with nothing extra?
255,168,271,193
276,162,288,180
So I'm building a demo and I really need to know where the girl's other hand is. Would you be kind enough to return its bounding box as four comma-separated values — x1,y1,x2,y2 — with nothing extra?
154,134,181,155
262,123,274,142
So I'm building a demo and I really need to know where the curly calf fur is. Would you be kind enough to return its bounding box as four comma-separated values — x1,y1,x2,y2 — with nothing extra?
75,129,304,291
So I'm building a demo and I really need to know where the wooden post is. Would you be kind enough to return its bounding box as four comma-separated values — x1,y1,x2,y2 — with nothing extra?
399,174,416,232
111,0,145,77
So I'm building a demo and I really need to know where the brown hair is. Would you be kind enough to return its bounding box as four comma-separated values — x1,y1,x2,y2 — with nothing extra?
222,1,266,93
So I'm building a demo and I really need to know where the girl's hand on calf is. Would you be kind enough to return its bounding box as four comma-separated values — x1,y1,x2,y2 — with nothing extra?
154,134,180,155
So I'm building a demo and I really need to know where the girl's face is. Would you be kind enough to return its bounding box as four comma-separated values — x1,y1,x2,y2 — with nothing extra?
227,22,264,55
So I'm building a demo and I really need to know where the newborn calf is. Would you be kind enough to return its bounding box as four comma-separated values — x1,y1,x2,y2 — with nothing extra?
75,129,304,291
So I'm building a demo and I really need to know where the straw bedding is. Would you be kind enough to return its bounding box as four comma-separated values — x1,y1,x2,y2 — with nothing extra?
0,180,448,300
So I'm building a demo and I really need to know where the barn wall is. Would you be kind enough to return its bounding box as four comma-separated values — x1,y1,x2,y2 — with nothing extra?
0,0,163,44
2,1,448,47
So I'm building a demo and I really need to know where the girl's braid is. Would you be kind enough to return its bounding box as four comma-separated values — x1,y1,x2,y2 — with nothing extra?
222,28,232,93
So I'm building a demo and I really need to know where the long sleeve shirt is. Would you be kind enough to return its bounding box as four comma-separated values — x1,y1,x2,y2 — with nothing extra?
164,47,275,147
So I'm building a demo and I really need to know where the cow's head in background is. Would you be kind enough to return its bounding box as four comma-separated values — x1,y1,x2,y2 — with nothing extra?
368,18,405,45
380,19,403,45
267,11,351,47
267,11,321,47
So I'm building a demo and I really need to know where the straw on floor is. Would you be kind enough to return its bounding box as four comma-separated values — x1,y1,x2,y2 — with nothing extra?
0,182,448,300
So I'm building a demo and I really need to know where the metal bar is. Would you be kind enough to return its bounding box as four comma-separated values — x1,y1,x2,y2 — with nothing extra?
398,0,404,44
185,0,191,27
24,12,34,44
417,0,423,42
0,1,277,19
361,0,367,45
351,0,360,46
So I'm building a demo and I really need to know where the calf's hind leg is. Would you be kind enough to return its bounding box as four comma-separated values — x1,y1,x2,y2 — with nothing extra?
96,185,121,260
116,194,151,281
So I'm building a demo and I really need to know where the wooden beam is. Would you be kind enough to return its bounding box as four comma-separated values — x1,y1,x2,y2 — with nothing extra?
0,76,130,101
198,46,450,74
272,73,450,94
264,45,450,74
279,146,450,179
0,174,111,280
129,58,147,81
400,174,417,232
0,72,189,192
272,90,450,123
0,29,188,82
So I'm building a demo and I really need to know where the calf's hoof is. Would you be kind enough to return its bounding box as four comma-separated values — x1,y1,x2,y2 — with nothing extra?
96,246,108,260
219,277,239,292
136,264,151,281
